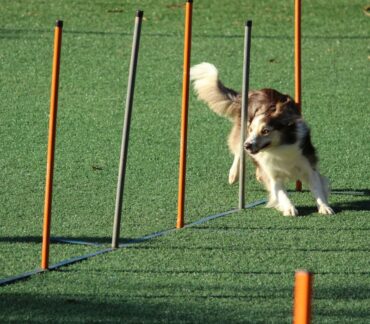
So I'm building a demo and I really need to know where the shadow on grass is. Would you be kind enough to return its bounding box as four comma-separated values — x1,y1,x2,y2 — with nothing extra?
0,236,113,245
124,244,370,253
1,284,367,322
65,267,370,276
314,287,370,319
333,200,370,213
0,292,291,323
315,286,370,301
191,224,370,231
266,200,370,217
1,28,369,40
331,188,370,196
0,236,173,245
279,188,370,216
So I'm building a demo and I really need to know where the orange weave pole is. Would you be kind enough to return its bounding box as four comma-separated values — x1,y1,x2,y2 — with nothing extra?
294,0,302,191
41,20,63,270
177,0,193,229
293,270,313,324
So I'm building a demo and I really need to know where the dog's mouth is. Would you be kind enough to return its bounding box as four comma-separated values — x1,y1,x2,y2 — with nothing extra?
259,141,271,151
245,141,271,154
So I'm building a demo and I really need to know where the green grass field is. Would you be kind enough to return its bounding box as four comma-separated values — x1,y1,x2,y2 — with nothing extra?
1,0,369,322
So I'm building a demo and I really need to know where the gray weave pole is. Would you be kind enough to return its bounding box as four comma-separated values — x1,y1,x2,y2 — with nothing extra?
238,20,252,210
112,10,144,248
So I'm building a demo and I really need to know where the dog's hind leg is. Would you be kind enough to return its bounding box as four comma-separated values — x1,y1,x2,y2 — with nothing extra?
228,153,240,184
309,170,335,215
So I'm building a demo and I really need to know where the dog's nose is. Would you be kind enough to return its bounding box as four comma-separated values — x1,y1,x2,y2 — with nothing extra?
244,142,252,151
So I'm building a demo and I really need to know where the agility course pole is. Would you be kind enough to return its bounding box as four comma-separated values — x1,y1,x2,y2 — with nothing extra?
293,270,313,324
294,0,302,191
41,20,63,270
238,20,252,210
177,0,193,229
112,10,144,249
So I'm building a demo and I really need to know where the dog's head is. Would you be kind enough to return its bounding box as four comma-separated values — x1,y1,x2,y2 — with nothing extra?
245,89,301,155
248,88,300,123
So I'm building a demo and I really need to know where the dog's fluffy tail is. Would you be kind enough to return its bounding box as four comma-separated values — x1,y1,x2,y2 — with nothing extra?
190,62,241,120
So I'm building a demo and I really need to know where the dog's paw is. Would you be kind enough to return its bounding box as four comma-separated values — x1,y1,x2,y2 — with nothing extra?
228,171,238,184
318,205,335,215
266,199,278,208
282,206,299,217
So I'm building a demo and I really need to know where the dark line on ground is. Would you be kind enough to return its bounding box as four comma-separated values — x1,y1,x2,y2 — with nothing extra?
0,198,266,287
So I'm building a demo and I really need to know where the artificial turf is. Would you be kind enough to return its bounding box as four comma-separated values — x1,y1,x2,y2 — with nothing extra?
1,0,369,322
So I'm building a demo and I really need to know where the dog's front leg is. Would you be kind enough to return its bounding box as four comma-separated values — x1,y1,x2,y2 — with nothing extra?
228,153,240,184
308,170,335,215
268,178,298,216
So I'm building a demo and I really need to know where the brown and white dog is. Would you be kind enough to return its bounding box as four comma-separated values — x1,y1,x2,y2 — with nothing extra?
190,62,334,216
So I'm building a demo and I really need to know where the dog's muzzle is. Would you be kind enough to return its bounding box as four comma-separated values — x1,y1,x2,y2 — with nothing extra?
244,141,258,154
244,140,270,154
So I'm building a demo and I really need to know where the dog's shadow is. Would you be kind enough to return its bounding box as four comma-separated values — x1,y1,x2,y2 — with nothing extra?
295,188,370,216
331,199,370,213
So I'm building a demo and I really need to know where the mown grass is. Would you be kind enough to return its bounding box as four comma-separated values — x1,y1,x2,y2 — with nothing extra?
1,0,369,322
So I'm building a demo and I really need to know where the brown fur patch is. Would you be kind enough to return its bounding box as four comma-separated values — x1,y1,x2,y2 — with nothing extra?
248,89,301,124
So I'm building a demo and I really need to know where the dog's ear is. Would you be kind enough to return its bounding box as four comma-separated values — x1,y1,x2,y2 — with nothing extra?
268,115,298,130
273,96,301,122
271,97,300,127
279,115,300,127
281,95,301,116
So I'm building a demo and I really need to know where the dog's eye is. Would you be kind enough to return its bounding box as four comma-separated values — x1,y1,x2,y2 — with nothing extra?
261,128,270,135
269,106,276,112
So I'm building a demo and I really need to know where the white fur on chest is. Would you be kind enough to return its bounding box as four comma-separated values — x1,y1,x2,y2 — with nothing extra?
254,144,310,182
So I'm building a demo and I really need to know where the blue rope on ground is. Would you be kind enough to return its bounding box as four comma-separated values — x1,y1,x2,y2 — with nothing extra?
2,190,365,286
49,191,367,247
52,198,268,248
48,248,114,270
118,199,268,248
119,229,176,248
0,248,114,287
0,269,45,286
51,237,103,246
0,197,266,287
186,198,267,228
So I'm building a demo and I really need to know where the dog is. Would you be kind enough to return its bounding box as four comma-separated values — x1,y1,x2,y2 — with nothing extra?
190,62,334,216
